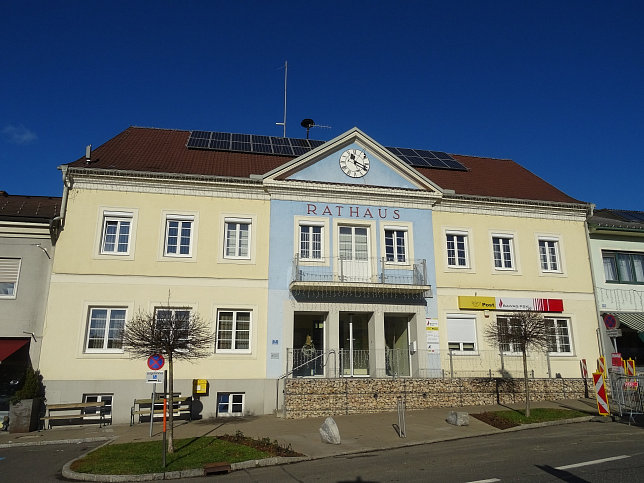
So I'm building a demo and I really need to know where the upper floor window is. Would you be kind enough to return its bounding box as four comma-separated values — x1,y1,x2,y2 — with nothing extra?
545,318,572,355
86,307,126,352
0,258,21,298
300,224,322,260
603,251,644,284
101,212,132,255
538,238,560,272
216,310,251,353
164,215,194,257
385,228,407,263
492,235,514,270
446,232,469,268
224,218,251,259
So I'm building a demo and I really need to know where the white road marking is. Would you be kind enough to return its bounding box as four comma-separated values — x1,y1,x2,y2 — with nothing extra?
556,454,631,470
466,479,501,483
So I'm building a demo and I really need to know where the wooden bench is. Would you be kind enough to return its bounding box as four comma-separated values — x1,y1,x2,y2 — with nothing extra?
130,394,192,425
41,401,108,429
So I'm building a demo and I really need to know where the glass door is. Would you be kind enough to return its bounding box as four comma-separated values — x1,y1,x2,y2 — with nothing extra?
338,226,370,281
340,313,370,376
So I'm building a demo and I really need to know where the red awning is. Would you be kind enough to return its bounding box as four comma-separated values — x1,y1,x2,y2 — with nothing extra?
0,338,30,362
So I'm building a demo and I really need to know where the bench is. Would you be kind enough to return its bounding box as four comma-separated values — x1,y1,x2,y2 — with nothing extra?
130,394,192,425
41,401,109,429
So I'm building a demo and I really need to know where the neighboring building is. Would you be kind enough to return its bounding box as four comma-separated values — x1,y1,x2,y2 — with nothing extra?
588,209,644,369
0,191,60,415
39,126,600,423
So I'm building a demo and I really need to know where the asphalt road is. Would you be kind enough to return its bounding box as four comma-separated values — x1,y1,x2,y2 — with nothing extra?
0,440,103,482
213,421,644,482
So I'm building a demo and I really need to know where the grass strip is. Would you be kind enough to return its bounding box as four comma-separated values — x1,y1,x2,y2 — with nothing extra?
70,436,270,475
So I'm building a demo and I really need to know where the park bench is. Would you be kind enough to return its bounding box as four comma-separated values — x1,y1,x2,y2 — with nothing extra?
130,394,192,425
41,401,109,429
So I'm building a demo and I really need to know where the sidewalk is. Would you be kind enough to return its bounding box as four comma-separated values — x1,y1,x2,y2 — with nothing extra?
0,398,599,459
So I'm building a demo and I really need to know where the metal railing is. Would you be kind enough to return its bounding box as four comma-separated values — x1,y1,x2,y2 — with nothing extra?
292,256,429,286
609,373,643,423
435,349,552,379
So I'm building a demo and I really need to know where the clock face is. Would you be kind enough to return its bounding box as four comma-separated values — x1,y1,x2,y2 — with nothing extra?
339,149,370,178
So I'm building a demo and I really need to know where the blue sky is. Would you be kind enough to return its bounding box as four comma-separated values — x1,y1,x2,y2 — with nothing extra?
1,1,642,209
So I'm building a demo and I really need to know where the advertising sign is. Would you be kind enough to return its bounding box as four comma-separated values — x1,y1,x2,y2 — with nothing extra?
425,318,439,353
458,296,563,312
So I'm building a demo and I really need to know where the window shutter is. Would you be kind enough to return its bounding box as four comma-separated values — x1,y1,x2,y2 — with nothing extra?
0,258,20,283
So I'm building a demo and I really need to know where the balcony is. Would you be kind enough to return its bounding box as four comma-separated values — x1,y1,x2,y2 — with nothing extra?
290,256,432,296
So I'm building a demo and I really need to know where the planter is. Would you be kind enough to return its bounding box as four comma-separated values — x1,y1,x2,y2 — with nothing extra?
9,398,41,433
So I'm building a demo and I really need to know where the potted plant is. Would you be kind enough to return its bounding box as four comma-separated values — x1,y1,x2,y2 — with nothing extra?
9,366,45,433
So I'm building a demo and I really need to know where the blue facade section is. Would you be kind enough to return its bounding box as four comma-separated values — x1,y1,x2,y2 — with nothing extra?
288,142,417,189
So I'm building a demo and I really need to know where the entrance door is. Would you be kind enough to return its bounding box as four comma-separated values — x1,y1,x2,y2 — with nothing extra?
338,226,370,281
340,313,370,376
384,315,411,376
293,313,325,377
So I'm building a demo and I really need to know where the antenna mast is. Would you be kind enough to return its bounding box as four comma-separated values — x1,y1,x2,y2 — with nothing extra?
275,61,287,137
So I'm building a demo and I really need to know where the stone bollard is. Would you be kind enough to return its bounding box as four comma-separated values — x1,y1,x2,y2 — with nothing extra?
319,416,341,444
446,411,470,426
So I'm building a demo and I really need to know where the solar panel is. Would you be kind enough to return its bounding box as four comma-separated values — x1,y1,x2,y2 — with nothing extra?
614,210,644,223
185,131,467,171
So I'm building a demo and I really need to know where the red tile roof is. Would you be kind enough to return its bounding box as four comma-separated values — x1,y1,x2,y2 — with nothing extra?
67,127,582,204
0,191,61,222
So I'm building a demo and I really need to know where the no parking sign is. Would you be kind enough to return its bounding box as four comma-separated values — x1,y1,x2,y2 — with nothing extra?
147,354,165,370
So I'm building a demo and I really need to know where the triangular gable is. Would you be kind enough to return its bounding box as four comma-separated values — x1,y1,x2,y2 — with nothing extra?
262,127,443,194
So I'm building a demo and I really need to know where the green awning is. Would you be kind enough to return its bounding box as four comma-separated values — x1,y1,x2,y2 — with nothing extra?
611,312,644,332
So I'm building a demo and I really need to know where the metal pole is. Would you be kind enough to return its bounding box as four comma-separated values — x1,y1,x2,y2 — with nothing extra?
163,398,167,468
449,350,454,378
149,384,156,437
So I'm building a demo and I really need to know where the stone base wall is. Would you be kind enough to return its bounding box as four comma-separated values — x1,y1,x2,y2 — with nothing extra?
284,377,590,418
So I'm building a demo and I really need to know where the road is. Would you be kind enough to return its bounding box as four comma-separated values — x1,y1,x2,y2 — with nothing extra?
214,421,644,482
0,440,103,482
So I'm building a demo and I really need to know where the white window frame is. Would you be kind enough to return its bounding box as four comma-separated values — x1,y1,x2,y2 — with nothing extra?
216,310,252,354
538,237,561,273
217,392,245,416
492,234,515,270
82,393,113,419
446,230,470,268
446,314,478,353
545,317,573,355
224,218,252,259
0,257,21,299
164,215,194,257
384,226,408,264
299,222,324,261
602,251,644,284
100,211,133,255
85,307,127,353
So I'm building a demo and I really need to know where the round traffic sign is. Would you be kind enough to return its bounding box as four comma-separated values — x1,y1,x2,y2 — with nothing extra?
603,313,617,329
147,354,165,370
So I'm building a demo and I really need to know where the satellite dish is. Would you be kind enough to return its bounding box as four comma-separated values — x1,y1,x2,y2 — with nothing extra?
301,119,315,139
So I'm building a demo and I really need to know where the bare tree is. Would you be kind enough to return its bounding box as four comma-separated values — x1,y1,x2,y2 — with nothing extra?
485,311,550,417
121,307,214,453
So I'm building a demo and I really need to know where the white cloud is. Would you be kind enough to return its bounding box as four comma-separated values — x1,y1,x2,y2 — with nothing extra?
2,124,38,145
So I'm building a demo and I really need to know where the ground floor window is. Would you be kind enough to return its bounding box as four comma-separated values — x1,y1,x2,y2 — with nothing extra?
82,394,113,419
217,393,244,416
545,318,572,355
447,315,477,352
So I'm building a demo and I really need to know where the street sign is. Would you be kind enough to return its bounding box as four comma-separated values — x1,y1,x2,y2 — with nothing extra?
147,354,165,370
603,313,619,329
611,352,623,369
606,329,622,338
146,371,165,384
593,371,610,416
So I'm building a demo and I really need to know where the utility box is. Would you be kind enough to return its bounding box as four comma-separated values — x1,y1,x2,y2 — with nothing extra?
193,379,209,396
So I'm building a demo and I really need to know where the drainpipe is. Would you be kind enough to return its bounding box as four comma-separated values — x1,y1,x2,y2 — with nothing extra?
583,204,606,364
49,165,72,243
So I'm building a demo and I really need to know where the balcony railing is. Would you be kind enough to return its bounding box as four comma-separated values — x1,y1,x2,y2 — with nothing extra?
290,256,431,294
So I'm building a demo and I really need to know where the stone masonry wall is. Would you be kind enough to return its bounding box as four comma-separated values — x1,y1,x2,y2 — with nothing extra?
284,377,590,418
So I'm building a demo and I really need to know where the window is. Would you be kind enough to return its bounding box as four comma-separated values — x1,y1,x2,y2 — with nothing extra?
385,228,407,263
492,235,514,270
82,394,113,420
496,316,523,353
545,318,572,354
0,258,20,298
164,216,193,257
86,308,126,352
216,310,251,353
603,251,644,284
224,219,251,259
155,308,191,344
446,232,469,267
101,212,132,255
538,238,560,272
217,393,244,416
300,224,322,260
446,315,477,352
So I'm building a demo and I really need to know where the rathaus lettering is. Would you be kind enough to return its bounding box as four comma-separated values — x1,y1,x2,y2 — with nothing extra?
306,204,400,220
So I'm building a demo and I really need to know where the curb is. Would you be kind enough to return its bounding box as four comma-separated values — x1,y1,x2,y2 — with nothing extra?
0,436,111,449
61,416,598,481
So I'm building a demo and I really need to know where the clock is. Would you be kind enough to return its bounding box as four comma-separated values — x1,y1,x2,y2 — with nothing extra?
339,149,370,178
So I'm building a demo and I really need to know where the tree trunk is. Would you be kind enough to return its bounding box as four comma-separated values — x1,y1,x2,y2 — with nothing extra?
167,355,174,454
522,349,530,418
